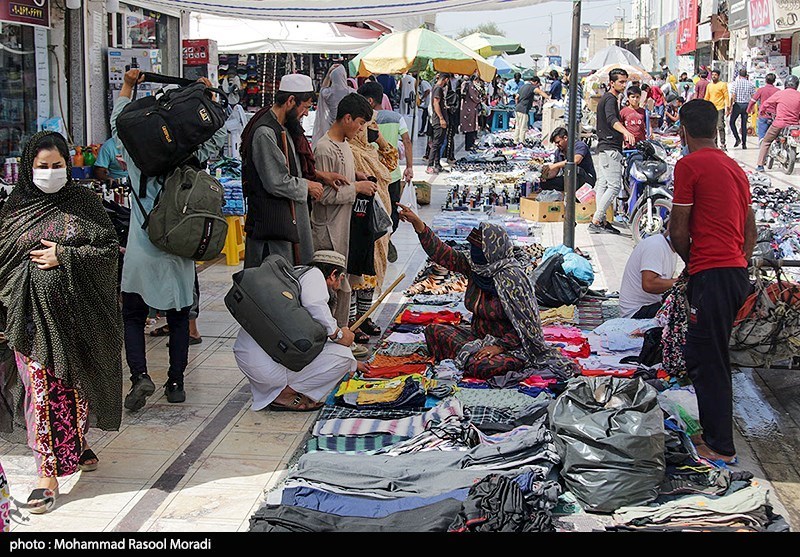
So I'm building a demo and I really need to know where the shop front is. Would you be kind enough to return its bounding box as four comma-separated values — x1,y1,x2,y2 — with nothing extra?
0,0,51,161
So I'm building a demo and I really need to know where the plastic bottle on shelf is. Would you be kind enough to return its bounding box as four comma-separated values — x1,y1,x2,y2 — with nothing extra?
83,146,96,167
3,158,11,183
73,146,84,168
11,158,18,184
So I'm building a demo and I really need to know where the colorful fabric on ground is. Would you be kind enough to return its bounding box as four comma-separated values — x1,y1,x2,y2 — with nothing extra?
455,388,542,411
374,341,430,358
398,309,462,325
312,398,464,437
307,434,407,454
318,406,426,421
540,305,576,325
385,332,427,344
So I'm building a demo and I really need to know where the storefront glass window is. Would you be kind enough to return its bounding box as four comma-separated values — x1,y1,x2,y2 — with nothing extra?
125,7,163,48
0,22,37,158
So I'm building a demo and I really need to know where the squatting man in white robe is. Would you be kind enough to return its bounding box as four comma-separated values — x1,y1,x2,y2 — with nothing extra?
233,250,363,411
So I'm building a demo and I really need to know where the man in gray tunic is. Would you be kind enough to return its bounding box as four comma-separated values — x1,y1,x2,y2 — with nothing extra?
240,74,326,268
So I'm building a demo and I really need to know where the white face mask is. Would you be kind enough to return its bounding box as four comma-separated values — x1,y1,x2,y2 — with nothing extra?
32,168,68,194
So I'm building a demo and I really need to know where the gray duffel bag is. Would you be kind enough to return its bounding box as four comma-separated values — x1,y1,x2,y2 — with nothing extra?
225,254,327,371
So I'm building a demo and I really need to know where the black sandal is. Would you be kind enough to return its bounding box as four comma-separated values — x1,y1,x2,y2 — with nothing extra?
360,318,381,336
26,487,59,514
79,448,99,472
353,329,371,344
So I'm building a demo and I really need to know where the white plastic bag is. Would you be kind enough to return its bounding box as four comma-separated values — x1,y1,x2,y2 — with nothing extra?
399,181,419,217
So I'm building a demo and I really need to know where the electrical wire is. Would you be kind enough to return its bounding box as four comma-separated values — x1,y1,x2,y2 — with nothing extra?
48,45,74,145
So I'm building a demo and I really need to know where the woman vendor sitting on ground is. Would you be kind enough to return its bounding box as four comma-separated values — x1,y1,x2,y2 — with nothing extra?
397,203,577,379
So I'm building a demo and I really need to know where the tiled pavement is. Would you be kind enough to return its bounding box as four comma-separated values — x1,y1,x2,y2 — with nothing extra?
3,129,798,531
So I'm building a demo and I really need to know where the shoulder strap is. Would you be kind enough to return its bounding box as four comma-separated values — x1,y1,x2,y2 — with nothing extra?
129,174,165,230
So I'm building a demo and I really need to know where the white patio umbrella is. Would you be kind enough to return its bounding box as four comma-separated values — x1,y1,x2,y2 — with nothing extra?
581,45,644,72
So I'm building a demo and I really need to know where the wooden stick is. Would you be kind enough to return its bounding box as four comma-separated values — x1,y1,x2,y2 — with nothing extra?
351,273,406,330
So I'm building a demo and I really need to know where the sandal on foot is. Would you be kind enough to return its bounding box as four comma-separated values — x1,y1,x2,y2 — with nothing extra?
353,329,370,344
149,325,170,337
268,393,323,413
26,487,59,514
360,318,381,336
78,448,99,472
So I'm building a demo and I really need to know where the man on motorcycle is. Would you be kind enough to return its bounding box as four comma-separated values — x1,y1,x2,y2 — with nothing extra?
756,74,800,172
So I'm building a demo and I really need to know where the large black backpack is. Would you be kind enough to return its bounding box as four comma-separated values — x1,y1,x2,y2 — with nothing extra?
116,75,228,189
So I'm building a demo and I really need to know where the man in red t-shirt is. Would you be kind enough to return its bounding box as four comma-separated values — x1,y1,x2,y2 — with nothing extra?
620,86,648,147
669,99,756,465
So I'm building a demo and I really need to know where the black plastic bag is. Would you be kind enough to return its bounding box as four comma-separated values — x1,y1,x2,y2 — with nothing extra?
532,253,588,308
548,376,665,513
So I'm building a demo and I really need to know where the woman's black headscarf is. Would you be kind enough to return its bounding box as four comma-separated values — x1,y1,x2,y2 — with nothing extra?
0,131,123,434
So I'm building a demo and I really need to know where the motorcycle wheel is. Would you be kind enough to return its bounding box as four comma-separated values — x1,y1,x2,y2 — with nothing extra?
784,148,796,175
631,197,672,245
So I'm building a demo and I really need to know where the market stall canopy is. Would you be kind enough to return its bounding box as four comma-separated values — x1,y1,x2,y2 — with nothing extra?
189,13,383,54
349,28,497,82
459,33,525,58
538,63,564,77
488,55,524,78
139,0,555,21
580,45,643,72
583,63,653,95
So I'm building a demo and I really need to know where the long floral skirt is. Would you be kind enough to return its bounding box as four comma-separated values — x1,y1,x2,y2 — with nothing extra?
15,352,88,477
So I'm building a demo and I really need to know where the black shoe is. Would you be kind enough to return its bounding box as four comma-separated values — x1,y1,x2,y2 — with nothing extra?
602,221,622,235
124,374,156,411
742,144,747,149
588,222,620,235
165,380,186,404
387,241,398,263
734,140,741,148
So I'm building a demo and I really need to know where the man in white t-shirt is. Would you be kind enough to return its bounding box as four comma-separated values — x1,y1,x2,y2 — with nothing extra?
619,232,678,319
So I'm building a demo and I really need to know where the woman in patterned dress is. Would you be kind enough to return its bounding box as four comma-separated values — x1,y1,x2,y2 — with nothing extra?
0,132,123,513
397,203,577,380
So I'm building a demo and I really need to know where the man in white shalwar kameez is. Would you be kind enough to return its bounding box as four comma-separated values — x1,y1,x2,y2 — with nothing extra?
233,250,359,411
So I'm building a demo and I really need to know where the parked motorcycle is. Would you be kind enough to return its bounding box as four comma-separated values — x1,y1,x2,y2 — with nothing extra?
766,125,800,175
617,140,673,244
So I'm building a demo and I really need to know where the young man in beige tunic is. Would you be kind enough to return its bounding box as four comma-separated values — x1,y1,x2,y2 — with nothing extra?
312,93,378,327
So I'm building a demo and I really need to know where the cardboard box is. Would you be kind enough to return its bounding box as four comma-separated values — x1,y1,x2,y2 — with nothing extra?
520,196,565,222
576,198,614,223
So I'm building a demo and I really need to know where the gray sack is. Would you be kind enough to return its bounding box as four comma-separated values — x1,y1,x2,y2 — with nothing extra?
548,376,665,513
225,254,327,372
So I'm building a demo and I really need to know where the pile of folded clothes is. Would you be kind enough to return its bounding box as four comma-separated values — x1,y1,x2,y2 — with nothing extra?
249,247,790,533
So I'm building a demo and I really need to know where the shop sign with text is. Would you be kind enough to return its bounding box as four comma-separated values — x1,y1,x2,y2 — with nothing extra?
0,0,50,28
749,0,776,36
773,0,800,34
676,0,698,55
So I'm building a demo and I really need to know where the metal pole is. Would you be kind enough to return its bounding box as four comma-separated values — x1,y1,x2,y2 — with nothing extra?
563,0,582,248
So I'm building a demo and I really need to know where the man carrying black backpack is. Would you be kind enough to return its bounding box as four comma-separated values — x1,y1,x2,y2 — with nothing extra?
112,69,226,409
